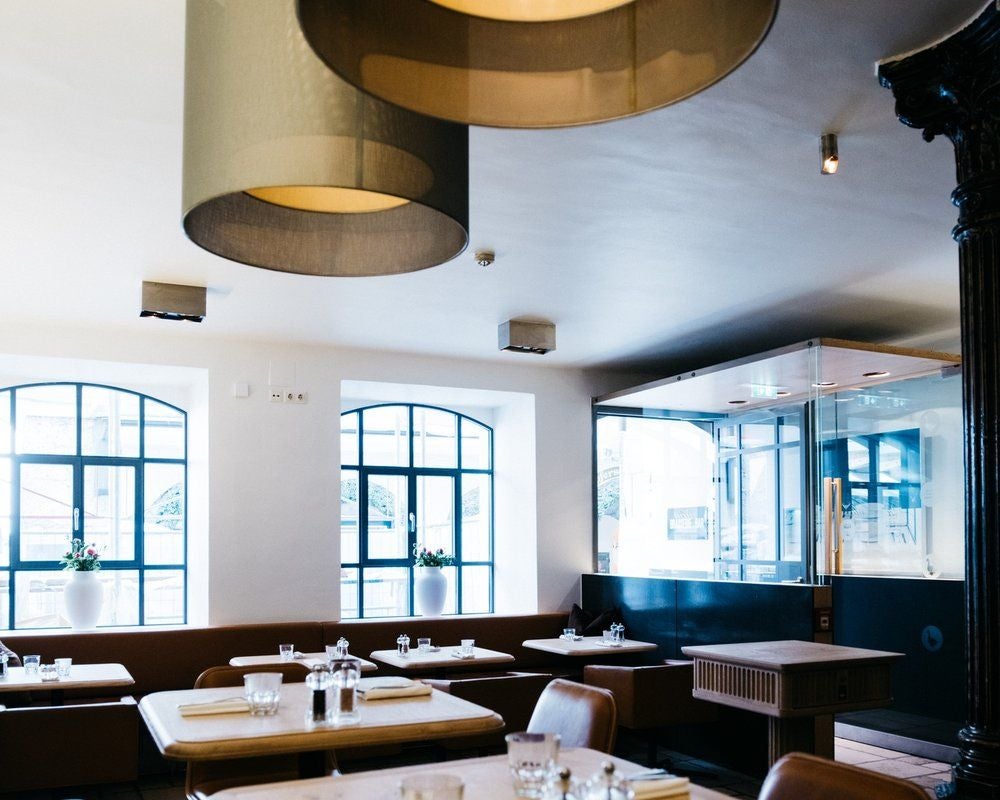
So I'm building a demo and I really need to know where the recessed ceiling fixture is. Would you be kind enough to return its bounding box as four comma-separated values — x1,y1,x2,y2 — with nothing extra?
813,381,838,388
727,400,748,405
140,281,206,323
820,133,839,175
499,320,556,355
863,371,891,378
775,390,791,397
475,250,495,268
182,0,469,277
296,0,779,128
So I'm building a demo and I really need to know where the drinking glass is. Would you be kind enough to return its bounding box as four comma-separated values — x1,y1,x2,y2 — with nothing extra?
55,657,72,677
400,774,464,800
418,637,432,653
244,672,282,715
562,628,576,639
506,732,560,798
279,643,295,662
460,638,475,657
23,655,41,674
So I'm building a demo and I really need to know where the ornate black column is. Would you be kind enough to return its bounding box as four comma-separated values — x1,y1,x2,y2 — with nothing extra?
879,4,1000,797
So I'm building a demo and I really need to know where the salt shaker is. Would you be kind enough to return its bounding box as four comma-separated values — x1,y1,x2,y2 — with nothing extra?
332,660,360,725
583,761,633,800
336,636,349,658
396,634,410,656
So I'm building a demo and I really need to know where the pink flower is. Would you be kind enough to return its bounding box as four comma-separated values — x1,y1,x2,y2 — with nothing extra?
86,548,96,556
75,552,82,558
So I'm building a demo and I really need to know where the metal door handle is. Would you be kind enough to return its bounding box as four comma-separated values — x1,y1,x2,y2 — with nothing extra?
408,512,416,534
73,507,80,532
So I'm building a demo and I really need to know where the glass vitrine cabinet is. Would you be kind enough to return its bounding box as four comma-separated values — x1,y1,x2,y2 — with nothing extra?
594,339,962,583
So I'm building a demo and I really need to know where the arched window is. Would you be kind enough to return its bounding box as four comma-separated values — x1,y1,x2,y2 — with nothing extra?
340,404,493,618
0,383,186,628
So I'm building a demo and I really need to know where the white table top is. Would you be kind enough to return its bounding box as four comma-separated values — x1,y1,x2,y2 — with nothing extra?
0,662,134,693
229,653,378,672
211,747,732,799
522,636,658,657
369,646,514,670
139,682,503,761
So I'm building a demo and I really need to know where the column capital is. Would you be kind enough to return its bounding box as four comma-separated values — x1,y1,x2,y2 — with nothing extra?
879,4,1000,241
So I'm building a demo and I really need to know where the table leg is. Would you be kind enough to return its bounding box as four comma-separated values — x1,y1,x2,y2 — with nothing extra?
767,717,816,766
298,750,329,778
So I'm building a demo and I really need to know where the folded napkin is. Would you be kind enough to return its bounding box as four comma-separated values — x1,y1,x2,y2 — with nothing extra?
630,776,690,799
594,640,624,648
178,697,251,717
450,650,475,659
357,677,432,701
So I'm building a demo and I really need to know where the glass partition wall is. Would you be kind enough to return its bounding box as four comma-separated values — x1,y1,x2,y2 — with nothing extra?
594,340,963,584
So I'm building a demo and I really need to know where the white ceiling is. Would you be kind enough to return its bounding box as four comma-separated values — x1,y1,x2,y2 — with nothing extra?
0,1,985,372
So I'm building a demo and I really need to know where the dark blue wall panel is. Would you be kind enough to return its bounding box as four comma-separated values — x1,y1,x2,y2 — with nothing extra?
833,576,964,723
582,574,816,659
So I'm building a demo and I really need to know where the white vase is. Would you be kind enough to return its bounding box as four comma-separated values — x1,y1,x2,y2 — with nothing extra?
64,571,103,630
414,567,447,617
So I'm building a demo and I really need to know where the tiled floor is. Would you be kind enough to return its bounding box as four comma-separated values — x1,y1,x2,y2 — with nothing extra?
3,738,955,799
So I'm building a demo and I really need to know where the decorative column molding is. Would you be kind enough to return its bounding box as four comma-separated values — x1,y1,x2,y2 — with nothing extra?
879,4,1000,797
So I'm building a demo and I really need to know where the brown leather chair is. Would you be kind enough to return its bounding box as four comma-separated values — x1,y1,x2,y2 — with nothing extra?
584,660,718,765
758,752,929,800
422,671,554,750
185,663,313,800
527,678,617,753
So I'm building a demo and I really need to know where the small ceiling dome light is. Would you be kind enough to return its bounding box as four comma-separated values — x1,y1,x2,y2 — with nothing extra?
820,133,839,175
296,0,778,128
182,0,468,277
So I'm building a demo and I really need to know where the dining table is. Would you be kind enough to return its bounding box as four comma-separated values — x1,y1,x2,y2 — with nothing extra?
522,635,658,657
209,746,731,798
229,652,378,673
138,681,504,763
369,645,514,676
0,662,134,705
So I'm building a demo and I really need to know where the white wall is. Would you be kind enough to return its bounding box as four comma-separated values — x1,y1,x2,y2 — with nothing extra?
0,322,633,624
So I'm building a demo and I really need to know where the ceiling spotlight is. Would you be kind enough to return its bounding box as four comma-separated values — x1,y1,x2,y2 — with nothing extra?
475,250,495,268
727,400,748,405
499,319,555,355
140,281,206,323
775,390,791,397
813,381,838,388
863,371,891,378
820,133,839,175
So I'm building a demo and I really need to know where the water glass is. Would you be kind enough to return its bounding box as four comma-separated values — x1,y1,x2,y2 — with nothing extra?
23,655,40,674
244,672,282,715
506,732,560,798
400,774,464,800
39,664,59,682
279,643,295,662
603,629,614,645
562,628,576,639
460,638,475,657
418,637,432,653
55,657,72,677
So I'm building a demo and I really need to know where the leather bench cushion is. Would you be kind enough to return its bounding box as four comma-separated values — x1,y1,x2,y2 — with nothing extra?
3,621,324,697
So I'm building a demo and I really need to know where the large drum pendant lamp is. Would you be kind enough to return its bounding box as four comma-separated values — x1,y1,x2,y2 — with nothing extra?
295,0,779,129
182,0,468,277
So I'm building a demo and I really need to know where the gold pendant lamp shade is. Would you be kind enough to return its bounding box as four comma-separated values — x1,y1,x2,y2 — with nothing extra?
295,0,779,129
182,0,469,277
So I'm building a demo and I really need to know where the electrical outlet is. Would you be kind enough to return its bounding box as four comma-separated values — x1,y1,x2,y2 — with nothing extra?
286,389,308,404
295,391,308,404
268,388,285,403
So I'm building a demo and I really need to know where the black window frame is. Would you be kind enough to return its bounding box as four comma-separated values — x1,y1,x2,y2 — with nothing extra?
0,382,188,630
340,403,494,618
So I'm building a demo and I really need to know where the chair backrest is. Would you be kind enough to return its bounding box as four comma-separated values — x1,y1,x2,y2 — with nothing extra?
758,752,929,800
527,678,617,752
193,663,309,689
